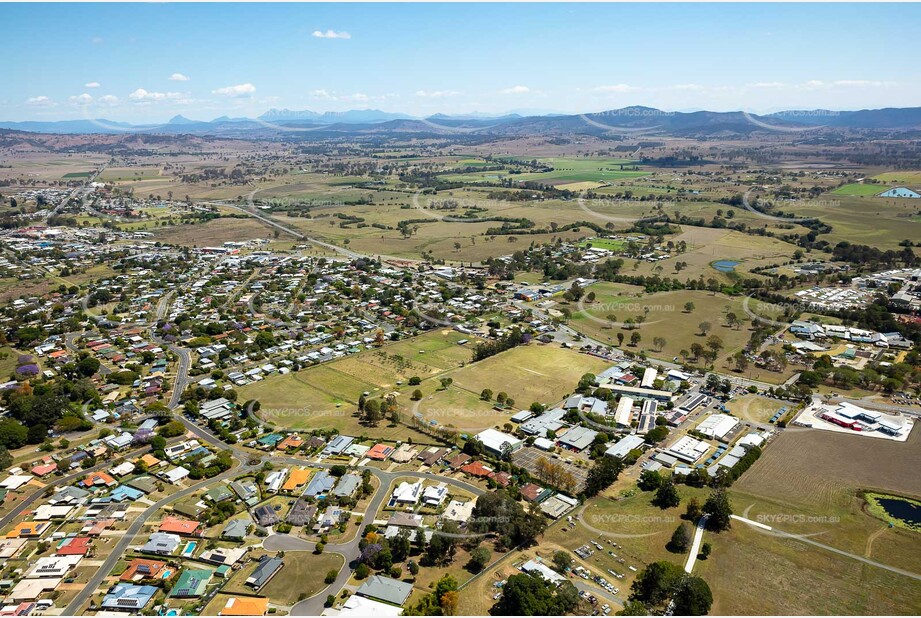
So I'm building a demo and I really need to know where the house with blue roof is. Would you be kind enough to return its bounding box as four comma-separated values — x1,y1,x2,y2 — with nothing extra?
101,583,158,610
105,485,145,502
303,470,336,498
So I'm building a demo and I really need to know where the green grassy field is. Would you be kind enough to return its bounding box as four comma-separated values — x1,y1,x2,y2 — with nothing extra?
872,171,921,184
445,342,611,408
565,285,790,378
579,238,626,251
694,518,921,615
800,194,921,250
726,394,788,424
242,330,479,437
511,157,647,185
832,183,886,196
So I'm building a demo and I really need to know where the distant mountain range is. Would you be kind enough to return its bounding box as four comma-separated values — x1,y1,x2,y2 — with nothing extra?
1,106,920,137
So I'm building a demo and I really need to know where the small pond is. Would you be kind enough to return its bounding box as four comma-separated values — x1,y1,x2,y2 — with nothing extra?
876,496,921,528
712,260,740,273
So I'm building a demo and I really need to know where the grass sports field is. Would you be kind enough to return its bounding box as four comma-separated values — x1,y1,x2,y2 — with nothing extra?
579,237,626,251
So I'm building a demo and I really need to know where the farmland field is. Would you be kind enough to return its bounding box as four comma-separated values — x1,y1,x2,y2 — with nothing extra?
730,428,921,574
872,171,921,184
831,183,886,196
694,518,921,615
510,157,647,184
154,217,273,246
799,194,921,250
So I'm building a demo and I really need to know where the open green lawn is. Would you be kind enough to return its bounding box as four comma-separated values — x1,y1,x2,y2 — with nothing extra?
409,382,511,433
726,394,789,424
0,346,21,379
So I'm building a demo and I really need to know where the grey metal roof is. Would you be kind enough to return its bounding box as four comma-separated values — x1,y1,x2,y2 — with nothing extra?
356,575,414,606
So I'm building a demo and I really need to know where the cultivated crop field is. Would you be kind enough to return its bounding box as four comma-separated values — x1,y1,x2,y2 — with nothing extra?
734,428,921,509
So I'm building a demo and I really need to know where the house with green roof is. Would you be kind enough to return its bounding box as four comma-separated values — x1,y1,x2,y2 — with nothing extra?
204,484,234,503
169,568,212,598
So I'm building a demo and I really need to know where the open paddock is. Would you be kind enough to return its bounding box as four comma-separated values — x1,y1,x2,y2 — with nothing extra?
446,343,612,408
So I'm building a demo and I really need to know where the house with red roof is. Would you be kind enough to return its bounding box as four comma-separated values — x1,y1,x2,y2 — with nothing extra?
81,472,118,488
30,463,58,478
56,537,91,556
366,443,394,461
489,471,512,487
460,461,493,478
158,516,202,536
519,483,544,502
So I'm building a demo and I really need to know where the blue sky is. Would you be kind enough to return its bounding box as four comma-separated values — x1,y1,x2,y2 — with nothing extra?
2,2,919,122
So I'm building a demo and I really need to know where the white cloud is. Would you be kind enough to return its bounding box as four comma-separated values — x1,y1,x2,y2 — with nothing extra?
98,95,119,106
128,88,185,103
90,36,103,44
309,89,334,100
68,93,94,105
25,95,54,107
212,83,256,98
341,93,370,103
833,79,897,88
312,29,351,39
593,84,640,93
84,82,100,89
501,85,530,95
670,83,705,92
415,90,461,99
169,73,190,82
